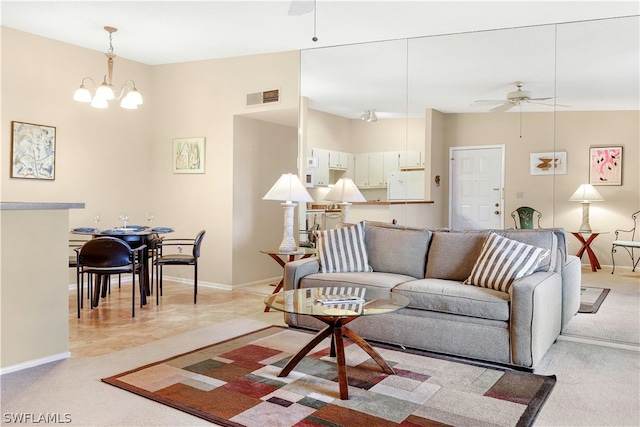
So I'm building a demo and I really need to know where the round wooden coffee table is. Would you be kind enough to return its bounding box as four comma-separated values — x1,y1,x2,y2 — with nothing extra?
264,286,410,399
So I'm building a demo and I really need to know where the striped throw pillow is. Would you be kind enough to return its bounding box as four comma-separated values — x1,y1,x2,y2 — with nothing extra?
464,232,550,293
314,221,372,273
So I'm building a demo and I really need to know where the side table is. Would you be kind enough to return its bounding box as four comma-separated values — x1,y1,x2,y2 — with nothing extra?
260,247,316,312
569,231,608,272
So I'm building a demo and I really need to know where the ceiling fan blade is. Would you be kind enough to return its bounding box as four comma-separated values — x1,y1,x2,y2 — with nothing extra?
529,97,552,101
288,0,315,16
490,102,514,113
527,101,572,108
472,99,504,105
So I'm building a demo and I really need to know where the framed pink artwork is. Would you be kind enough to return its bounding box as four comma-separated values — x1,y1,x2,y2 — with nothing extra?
589,146,622,186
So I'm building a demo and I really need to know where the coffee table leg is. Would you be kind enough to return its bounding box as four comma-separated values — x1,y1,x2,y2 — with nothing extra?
333,325,349,399
342,328,395,375
279,325,332,377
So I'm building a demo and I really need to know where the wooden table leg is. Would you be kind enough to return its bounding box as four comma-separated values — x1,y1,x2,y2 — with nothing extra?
333,324,349,399
279,325,333,377
342,327,395,375
571,232,602,272
278,316,395,400
264,253,312,312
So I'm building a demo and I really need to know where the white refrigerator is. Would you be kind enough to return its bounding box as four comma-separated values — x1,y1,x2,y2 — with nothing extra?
387,170,425,201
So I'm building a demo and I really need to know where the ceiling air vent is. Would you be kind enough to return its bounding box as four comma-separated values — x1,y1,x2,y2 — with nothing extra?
246,89,280,106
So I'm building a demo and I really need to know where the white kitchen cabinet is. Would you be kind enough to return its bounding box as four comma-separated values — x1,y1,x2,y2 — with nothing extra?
399,150,423,169
383,151,399,186
309,148,330,186
355,152,386,188
328,151,351,170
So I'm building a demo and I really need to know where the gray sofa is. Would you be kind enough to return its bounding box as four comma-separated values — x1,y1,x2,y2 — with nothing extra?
283,221,581,369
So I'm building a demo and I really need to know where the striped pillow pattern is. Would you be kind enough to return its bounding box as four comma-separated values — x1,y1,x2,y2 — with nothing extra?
464,232,550,292
315,221,372,274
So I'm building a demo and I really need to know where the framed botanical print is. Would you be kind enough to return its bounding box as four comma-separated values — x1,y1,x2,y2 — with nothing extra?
173,137,205,174
11,121,56,180
589,145,622,185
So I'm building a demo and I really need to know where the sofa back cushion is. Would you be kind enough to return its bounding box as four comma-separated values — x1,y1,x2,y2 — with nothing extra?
364,223,431,279
425,231,488,281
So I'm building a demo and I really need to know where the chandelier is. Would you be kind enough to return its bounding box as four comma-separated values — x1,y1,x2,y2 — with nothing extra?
73,26,143,109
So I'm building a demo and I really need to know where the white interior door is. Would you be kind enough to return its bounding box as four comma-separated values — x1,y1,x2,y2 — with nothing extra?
449,145,504,230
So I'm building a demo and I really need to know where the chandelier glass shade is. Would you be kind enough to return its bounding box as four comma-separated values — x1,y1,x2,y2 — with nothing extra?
73,26,143,110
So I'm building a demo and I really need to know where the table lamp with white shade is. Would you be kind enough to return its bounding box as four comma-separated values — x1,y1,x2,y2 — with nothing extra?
324,177,367,223
263,173,314,252
569,183,604,232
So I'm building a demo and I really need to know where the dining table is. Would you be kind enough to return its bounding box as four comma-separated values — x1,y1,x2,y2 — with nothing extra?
71,225,174,307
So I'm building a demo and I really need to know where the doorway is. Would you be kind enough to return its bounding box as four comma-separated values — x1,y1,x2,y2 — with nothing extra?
449,145,505,230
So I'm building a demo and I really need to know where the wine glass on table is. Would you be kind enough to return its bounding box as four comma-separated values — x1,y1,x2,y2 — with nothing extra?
147,212,154,229
119,213,129,229
93,213,101,231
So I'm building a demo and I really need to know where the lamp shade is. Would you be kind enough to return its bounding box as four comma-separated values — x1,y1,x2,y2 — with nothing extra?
324,178,367,203
263,173,314,203
569,184,604,202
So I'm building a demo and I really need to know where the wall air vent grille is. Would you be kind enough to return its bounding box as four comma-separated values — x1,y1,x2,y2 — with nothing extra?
246,89,280,106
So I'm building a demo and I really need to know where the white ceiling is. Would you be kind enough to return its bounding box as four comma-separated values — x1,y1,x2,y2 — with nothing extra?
2,1,639,118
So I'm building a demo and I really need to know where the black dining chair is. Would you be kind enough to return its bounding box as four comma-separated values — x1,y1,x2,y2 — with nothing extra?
155,230,206,304
77,237,146,317
69,238,91,318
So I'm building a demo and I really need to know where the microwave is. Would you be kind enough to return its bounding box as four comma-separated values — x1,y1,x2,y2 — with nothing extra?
305,170,314,187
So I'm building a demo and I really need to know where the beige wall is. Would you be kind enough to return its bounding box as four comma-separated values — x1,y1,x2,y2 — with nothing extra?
2,27,300,288
304,105,639,266
443,110,640,265
1,209,71,369
232,116,298,285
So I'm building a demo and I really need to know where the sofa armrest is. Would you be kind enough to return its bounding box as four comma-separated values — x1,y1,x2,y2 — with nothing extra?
561,255,581,331
283,257,320,291
509,271,562,368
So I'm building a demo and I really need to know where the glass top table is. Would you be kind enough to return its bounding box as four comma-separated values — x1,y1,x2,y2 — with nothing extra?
264,287,410,400
264,286,409,318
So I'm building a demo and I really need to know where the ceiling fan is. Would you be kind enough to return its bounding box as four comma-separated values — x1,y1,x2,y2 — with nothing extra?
288,0,315,16
475,81,554,113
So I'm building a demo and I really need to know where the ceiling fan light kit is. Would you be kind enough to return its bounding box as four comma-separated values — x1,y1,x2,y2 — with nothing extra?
73,26,143,110
361,110,378,122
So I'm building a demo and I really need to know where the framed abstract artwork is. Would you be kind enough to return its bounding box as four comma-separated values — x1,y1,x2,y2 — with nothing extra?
173,137,205,174
589,146,622,185
11,121,56,180
529,151,567,175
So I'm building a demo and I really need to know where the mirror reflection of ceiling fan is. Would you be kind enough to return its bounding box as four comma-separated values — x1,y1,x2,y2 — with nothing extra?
475,81,565,113
288,0,315,16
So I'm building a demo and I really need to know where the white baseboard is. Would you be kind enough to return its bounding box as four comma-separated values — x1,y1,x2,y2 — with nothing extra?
70,276,278,291
235,277,281,288
1,352,71,376
558,334,640,351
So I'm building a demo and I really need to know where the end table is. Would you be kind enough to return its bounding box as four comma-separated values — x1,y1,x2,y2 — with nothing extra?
260,247,316,312
569,231,608,272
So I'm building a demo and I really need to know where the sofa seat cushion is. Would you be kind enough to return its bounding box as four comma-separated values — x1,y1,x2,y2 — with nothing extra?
393,278,511,321
300,272,416,292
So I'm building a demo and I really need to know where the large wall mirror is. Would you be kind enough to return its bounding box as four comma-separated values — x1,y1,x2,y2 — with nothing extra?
299,16,638,249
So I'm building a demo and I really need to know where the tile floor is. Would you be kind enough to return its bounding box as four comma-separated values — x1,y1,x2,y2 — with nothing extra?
69,280,283,357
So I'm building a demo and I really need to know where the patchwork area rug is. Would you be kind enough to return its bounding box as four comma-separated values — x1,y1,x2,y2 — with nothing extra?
579,287,611,313
102,326,555,427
